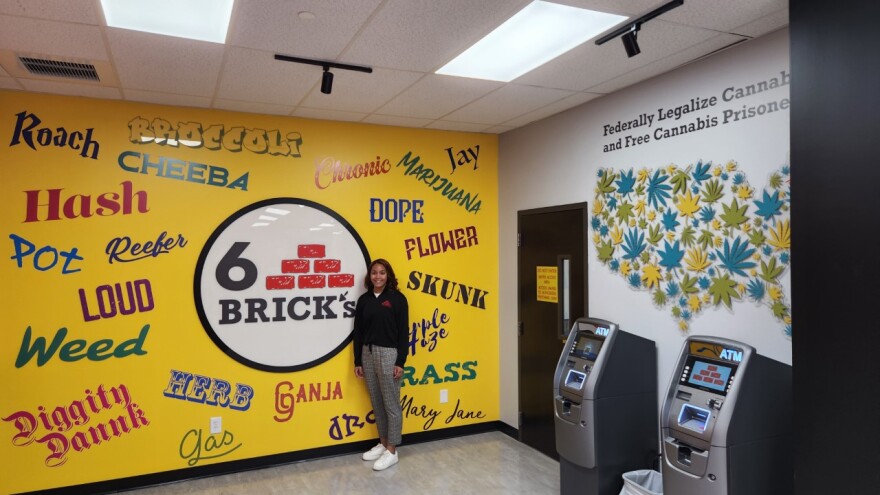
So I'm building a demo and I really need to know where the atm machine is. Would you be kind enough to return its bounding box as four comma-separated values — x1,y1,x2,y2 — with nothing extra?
554,317,657,495
661,336,792,495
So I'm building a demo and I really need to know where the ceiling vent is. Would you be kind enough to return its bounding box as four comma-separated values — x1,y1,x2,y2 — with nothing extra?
19,56,100,81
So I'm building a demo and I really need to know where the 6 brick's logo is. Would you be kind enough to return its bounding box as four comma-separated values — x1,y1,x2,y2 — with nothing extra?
194,198,370,372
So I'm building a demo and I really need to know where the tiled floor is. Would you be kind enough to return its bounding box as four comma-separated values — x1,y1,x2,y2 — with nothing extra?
119,432,560,495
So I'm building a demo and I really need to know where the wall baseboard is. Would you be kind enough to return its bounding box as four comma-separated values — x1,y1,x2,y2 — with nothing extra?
18,421,511,495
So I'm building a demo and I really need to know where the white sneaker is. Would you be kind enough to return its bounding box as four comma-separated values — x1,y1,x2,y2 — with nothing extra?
362,443,386,461
372,449,398,471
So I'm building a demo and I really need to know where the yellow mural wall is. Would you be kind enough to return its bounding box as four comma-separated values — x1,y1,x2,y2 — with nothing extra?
0,90,499,493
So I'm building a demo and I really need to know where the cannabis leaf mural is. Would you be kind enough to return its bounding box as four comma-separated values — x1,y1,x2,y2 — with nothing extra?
591,160,792,336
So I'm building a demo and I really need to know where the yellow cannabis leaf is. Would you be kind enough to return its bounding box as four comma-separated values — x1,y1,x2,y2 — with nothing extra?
685,247,712,272
667,164,678,174
679,320,689,331
711,219,721,230
737,283,746,295
676,190,701,218
634,198,646,217
647,210,656,221
592,198,605,216
713,167,723,176
702,293,711,303
593,232,601,244
768,286,782,301
769,219,791,250
621,260,633,277
688,294,702,312
666,231,676,241
736,184,753,200
637,169,649,183
610,226,624,245
642,264,663,289
742,222,752,233
714,236,723,248
629,219,636,227
726,160,738,172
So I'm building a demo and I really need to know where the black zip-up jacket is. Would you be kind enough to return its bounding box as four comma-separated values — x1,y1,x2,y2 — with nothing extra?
353,287,409,368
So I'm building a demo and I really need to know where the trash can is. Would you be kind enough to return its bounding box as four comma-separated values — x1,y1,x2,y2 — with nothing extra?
619,469,663,495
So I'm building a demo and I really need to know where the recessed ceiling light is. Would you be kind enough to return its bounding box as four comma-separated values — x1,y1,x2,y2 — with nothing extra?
100,0,234,44
298,11,316,20
436,1,627,82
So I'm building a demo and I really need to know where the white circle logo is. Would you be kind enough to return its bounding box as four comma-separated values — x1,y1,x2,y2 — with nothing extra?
194,198,369,372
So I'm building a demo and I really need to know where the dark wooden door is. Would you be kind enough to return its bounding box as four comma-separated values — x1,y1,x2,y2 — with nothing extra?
517,204,587,460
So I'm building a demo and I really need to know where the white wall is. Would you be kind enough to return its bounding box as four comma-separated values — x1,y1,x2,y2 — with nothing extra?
499,28,791,427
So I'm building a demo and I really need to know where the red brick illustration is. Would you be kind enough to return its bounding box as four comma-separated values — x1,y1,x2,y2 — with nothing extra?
298,244,326,258
298,274,326,289
266,275,295,290
314,259,341,273
328,274,355,288
282,259,310,273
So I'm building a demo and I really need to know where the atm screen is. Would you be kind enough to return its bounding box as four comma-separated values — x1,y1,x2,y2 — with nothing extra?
571,333,603,361
686,359,733,393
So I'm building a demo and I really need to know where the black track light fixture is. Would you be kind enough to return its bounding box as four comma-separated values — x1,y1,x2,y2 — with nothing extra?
321,66,334,94
621,25,641,58
595,0,683,58
274,54,372,96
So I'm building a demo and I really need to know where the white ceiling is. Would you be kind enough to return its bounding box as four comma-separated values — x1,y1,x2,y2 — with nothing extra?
0,0,788,134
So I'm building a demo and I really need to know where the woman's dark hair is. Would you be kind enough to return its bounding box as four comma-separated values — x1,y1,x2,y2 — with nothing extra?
364,258,398,291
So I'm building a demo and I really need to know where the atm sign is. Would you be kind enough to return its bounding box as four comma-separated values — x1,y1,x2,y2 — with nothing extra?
719,348,743,363
595,327,610,337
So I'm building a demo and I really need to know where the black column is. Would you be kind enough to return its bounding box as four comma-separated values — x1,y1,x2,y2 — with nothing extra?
790,3,880,494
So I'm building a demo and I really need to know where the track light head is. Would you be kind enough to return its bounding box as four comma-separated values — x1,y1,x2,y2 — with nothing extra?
622,25,640,58
321,67,333,94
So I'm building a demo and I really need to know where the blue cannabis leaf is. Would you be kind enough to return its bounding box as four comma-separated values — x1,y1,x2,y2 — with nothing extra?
666,282,680,297
661,211,680,231
658,240,685,270
692,161,712,183
747,279,766,301
622,228,647,260
715,237,757,276
647,170,672,209
753,189,784,221
699,206,716,223
616,169,636,195
628,272,641,287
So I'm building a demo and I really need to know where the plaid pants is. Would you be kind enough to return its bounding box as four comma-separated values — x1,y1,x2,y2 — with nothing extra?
362,345,402,446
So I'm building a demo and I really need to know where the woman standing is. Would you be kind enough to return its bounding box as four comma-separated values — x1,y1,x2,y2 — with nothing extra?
353,258,409,471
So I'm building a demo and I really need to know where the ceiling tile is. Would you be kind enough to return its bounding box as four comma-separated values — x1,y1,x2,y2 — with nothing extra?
426,120,493,133
517,20,721,91
376,74,503,119
214,99,295,117
107,28,225,97
216,47,319,106
586,33,746,94
343,0,526,72
0,14,107,60
733,9,788,38
0,77,21,90
0,0,101,24
292,107,367,123
362,114,433,128
123,89,212,109
663,0,787,32
20,78,121,99
443,84,575,125
502,91,603,127
230,0,383,59
297,67,422,113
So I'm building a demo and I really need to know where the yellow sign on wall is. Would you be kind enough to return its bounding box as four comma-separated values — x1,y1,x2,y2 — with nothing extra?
0,90,499,493
537,266,558,303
